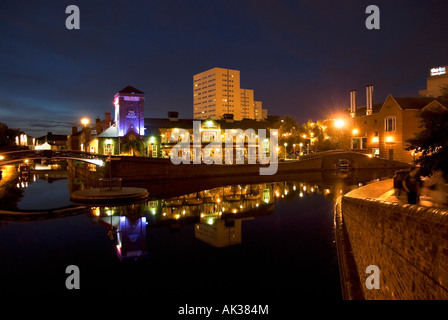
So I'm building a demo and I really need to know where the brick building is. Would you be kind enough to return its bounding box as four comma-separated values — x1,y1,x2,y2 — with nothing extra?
349,86,446,163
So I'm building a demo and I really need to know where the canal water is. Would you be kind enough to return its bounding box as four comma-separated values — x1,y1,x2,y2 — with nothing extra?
0,167,394,303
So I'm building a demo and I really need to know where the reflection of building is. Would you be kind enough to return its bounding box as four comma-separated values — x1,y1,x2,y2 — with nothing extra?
195,218,242,248
85,179,363,253
419,65,448,97
193,67,267,121
348,86,446,162
116,216,147,260
93,211,147,261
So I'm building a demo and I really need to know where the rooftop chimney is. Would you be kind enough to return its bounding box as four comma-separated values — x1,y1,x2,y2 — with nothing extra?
168,111,179,121
72,126,78,135
366,85,374,115
350,90,357,118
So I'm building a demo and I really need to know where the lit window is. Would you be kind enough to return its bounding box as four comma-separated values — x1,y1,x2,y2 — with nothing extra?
384,116,396,132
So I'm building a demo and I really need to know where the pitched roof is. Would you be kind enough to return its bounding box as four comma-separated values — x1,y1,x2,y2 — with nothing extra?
393,97,439,109
97,125,119,138
354,104,382,117
118,86,144,94
353,95,441,116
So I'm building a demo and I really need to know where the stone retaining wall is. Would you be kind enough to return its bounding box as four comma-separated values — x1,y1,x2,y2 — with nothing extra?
340,181,448,299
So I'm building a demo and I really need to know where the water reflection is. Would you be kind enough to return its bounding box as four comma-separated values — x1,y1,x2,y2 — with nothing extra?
86,175,367,260
2,164,398,261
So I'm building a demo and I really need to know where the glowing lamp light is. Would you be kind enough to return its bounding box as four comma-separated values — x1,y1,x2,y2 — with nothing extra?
352,128,359,136
372,137,379,143
81,118,89,127
334,119,345,128
386,136,394,143
0,155,4,160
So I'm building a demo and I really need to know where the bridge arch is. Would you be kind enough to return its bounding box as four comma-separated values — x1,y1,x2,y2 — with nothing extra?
0,150,108,167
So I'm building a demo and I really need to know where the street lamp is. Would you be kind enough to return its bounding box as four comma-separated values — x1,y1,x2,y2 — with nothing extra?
334,119,345,128
284,142,287,160
81,118,89,127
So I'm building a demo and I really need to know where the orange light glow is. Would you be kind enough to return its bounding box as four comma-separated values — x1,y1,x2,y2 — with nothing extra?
81,118,89,127
334,119,345,128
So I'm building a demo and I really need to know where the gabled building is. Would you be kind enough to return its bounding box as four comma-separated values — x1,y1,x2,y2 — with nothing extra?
349,86,446,163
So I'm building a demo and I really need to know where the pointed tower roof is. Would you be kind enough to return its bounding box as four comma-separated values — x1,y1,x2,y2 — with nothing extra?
118,86,144,94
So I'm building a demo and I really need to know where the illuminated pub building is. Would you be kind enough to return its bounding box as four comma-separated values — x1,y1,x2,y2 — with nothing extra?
84,86,277,161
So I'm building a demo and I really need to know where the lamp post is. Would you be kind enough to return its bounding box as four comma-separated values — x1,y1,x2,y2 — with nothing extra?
81,118,90,152
334,119,345,149
284,142,287,160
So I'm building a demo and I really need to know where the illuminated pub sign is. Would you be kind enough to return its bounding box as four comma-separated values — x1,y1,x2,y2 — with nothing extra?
430,66,447,77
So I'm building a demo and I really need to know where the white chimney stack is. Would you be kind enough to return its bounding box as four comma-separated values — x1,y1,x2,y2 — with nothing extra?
366,85,374,115
350,90,357,118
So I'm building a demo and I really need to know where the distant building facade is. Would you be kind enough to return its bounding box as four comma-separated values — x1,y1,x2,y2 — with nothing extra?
419,65,448,98
193,67,267,121
36,132,68,151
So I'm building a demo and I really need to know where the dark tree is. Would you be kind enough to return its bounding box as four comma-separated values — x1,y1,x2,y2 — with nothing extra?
0,122,22,151
439,84,448,108
406,108,448,177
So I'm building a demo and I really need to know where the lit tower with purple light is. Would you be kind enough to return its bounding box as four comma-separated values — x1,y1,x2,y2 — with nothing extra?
113,86,145,137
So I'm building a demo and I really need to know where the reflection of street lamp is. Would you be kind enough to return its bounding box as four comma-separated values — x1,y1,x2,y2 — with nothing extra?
284,142,287,160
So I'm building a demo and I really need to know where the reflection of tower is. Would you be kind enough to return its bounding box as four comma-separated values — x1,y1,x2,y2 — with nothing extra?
113,86,145,137
195,217,242,247
116,216,147,260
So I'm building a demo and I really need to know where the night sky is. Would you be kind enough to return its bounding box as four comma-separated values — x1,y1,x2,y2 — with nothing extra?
1,0,447,138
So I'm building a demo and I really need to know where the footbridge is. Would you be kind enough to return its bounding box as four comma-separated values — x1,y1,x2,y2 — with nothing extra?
0,149,108,166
